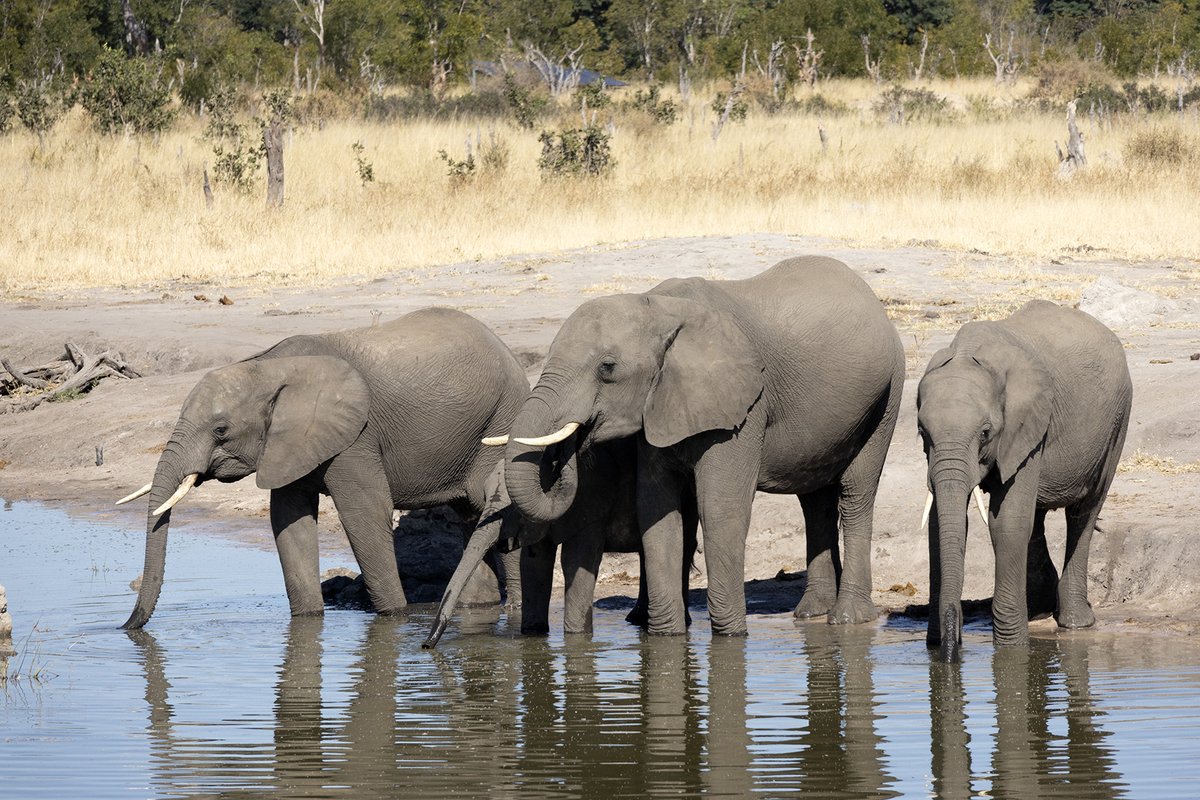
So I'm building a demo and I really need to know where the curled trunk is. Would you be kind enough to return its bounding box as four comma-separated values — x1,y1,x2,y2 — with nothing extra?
504,397,582,525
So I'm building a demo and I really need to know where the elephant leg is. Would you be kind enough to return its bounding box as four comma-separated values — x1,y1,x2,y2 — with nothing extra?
988,466,1040,646
794,485,840,619
692,427,761,637
562,532,605,634
681,493,698,628
1026,509,1058,619
829,412,896,625
638,442,690,636
500,547,523,611
627,551,649,627
520,540,556,635
270,485,324,616
1057,500,1102,629
324,458,407,615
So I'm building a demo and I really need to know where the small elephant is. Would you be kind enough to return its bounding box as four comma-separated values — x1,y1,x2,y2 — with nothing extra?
424,435,698,646
917,299,1132,659
479,256,906,636
118,308,530,628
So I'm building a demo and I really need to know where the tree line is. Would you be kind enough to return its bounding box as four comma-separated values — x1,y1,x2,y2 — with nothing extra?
1,0,1198,123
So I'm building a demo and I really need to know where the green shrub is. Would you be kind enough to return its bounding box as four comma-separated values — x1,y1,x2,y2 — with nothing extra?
537,124,614,177
0,89,13,132
504,74,548,130
438,147,476,181
75,47,174,135
1121,82,1171,114
710,91,749,122
204,85,260,191
795,93,849,117
629,84,677,125
574,80,611,112
351,140,375,185
874,85,950,124
15,80,62,138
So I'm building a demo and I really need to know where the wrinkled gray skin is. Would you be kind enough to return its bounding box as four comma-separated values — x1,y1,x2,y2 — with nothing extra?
426,435,698,645
123,308,529,629
502,256,906,636
917,300,1132,660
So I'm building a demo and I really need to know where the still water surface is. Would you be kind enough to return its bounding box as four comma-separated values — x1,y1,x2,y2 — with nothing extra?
2,500,1200,798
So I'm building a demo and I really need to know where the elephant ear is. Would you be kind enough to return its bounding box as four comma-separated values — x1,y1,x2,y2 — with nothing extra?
254,356,371,490
923,346,956,375
643,300,765,449
972,341,1055,484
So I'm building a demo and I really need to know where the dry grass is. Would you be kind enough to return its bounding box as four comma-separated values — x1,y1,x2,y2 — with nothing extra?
1118,449,1200,475
3,77,1200,292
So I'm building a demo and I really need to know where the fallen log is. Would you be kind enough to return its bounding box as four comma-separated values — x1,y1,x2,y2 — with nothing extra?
0,342,142,412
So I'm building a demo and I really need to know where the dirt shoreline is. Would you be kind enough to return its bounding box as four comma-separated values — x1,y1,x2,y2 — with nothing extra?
2,234,1198,634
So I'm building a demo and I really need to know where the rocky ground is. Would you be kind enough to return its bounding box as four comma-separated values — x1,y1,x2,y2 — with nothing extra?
2,234,1198,634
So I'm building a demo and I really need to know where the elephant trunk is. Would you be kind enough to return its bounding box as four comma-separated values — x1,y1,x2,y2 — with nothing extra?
504,381,585,525
123,427,203,630
928,447,973,662
422,508,505,649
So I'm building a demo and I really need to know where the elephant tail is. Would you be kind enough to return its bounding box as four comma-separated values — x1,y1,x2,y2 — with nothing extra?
422,506,505,649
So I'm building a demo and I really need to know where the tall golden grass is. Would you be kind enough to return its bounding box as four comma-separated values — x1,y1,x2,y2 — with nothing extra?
2,77,1198,292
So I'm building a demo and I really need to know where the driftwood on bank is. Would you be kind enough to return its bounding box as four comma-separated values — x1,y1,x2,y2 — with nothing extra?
0,342,142,413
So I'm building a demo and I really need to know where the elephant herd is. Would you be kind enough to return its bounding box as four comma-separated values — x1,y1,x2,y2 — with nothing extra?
116,255,1132,660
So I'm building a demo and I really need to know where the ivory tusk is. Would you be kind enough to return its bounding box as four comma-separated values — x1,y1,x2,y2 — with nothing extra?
920,490,934,530
152,473,198,517
116,483,153,506
512,421,580,448
481,434,510,446
973,486,989,529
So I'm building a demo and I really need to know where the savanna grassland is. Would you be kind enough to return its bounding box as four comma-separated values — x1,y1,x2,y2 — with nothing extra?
3,76,1199,293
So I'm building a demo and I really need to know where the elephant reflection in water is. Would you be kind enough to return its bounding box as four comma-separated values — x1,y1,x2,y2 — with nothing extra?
929,637,1122,799
128,619,526,798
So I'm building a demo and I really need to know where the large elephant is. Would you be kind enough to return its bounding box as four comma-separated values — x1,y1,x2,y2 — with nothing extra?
484,256,906,636
424,435,699,646
117,308,530,629
917,299,1132,660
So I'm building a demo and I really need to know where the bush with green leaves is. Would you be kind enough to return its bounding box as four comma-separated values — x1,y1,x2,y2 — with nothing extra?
351,141,375,186
75,47,174,135
438,148,476,181
710,91,749,122
629,84,677,124
873,85,950,123
574,80,611,112
204,86,261,191
15,80,63,139
795,93,849,117
537,124,614,177
0,89,13,132
504,74,547,130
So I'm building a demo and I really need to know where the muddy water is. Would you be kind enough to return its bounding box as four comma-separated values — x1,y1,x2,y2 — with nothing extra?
2,501,1200,799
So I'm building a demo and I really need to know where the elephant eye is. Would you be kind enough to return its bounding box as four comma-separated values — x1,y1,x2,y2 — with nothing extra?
980,425,992,444
598,358,617,381
213,424,229,439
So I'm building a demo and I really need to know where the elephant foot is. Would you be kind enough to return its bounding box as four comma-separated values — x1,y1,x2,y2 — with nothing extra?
625,603,649,627
827,594,878,626
521,624,550,636
646,621,688,636
793,590,835,620
1056,601,1096,630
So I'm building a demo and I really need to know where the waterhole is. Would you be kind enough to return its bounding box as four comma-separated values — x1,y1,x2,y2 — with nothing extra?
2,500,1199,798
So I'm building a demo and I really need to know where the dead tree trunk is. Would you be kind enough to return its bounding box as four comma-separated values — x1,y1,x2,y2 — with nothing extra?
1056,100,1086,179
264,120,285,208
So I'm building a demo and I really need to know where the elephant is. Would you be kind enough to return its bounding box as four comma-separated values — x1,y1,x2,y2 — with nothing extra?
917,299,1132,659
424,435,699,646
480,255,906,636
117,307,530,629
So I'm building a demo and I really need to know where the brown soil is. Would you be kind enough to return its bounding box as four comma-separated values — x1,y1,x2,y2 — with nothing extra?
2,234,1198,633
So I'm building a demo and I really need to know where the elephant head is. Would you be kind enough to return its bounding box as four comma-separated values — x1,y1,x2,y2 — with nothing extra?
497,293,764,525
917,336,1054,657
120,350,371,629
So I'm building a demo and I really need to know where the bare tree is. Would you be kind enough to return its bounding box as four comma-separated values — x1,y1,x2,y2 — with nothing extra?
793,29,823,88
983,30,1020,84
912,29,929,81
291,0,326,88
861,34,882,85
751,39,786,103
525,43,585,98
1056,100,1086,180
712,43,747,143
